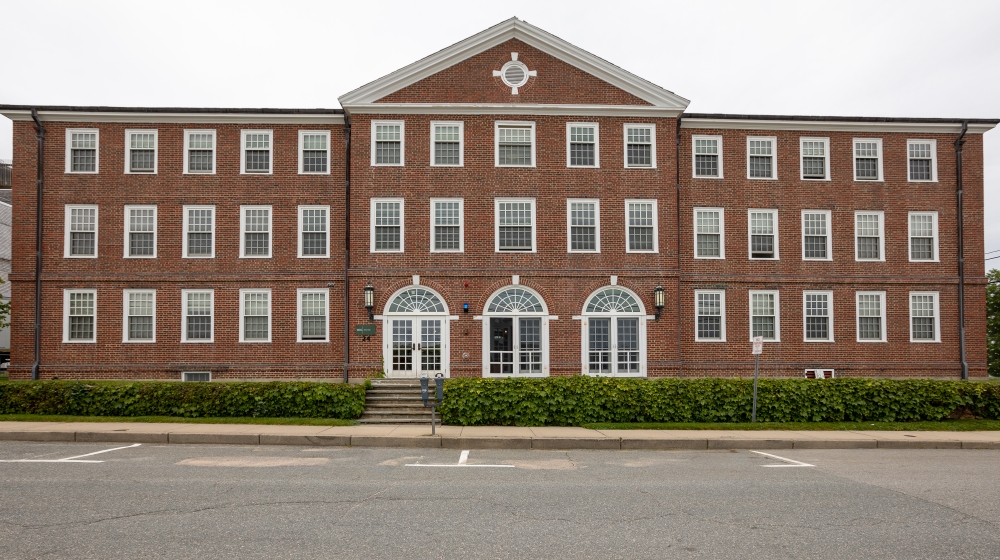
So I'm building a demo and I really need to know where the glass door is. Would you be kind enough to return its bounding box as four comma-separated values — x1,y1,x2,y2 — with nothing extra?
420,319,444,377
489,318,513,374
389,317,447,378
489,317,543,376
391,319,414,377
588,317,641,376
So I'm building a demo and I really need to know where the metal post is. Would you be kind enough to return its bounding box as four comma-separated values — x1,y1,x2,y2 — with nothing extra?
752,354,760,423
431,406,436,435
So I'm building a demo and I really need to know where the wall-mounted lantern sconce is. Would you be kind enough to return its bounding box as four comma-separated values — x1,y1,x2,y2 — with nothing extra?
653,284,665,321
463,303,469,313
364,283,375,321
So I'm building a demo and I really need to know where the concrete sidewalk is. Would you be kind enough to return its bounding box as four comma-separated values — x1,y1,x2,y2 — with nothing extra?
1,421,999,450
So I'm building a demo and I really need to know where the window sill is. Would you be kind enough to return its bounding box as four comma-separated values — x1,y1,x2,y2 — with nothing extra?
181,339,215,344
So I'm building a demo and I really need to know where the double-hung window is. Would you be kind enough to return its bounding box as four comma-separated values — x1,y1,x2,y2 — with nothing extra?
371,198,403,252
123,290,155,343
907,140,937,182
747,137,776,179
803,291,833,342
240,205,272,258
184,130,216,174
695,290,725,342
748,209,778,259
908,212,938,262
183,206,215,258
626,200,657,253
241,130,272,174
856,291,886,342
567,199,599,253
495,198,536,252
240,289,271,343
124,205,157,258
800,137,829,180
299,131,330,174
66,129,98,173
63,289,97,343
298,289,329,342
909,292,939,342
694,208,724,259
298,205,329,258
64,205,98,258
801,210,831,261
692,135,722,178
372,121,404,166
181,290,213,342
431,198,463,252
853,139,883,181
855,211,884,261
567,123,598,167
624,124,655,168
431,122,463,166
125,130,157,173
495,122,535,167
749,290,779,341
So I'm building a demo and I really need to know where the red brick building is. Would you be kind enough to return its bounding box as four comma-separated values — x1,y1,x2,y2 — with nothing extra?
2,19,995,381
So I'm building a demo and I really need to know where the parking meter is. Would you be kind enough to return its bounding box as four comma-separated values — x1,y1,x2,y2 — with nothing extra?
420,377,445,435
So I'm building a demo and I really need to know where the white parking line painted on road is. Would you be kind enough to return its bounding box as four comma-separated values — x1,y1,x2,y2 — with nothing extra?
459,450,469,464
750,450,815,468
0,443,142,463
406,450,515,468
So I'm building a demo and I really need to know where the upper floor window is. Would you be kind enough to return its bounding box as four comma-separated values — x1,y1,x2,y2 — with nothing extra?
371,198,403,252
624,124,655,168
299,131,330,174
298,205,329,258
567,199,599,253
124,205,157,258
63,289,97,343
240,205,272,258
431,122,463,166
183,205,215,258
241,130,272,174
372,121,403,166
495,198,536,252
909,211,938,262
123,289,156,343
855,211,884,262
692,135,722,178
64,204,98,258
567,123,598,168
431,198,463,252
66,129,98,173
907,140,937,182
800,137,829,180
802,210,831,261
495,122,535,167
747,137,776,179
125,130,157,174
626,200,657,253
694,208,724,259
748,209,778,260
184,130,216,174
853,139,883,181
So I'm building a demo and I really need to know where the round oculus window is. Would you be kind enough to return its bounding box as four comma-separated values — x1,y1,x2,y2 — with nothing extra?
500,61,530,88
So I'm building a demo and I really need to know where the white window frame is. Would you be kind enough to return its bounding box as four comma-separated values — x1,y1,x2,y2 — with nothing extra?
494,121,536,168
371,120,405,167
799,137,830,181
430,198,464,253
180,289,214,343
370,198,405,253
801,210,832,262
298,205,330,259
494,198,537,253
239,288,272,343
854,210,886,262
240,205,273,258
566,122,600,168
693,207,725,259
623,123,656,169
802,290,834,343
747,209,779,260
625,199,659,254
908,211,939,262
122,289,156,343
748,290,780,342
182,205,215,259
430,121,464,167
691,134,723,179
240,129,273,175
123,204,157,259
65,128,99,174
63,288,97,343
746,136,778,180
298,130,331,175
566,198,600,253
909,291,941,343
855,291,887,343
297,288,330,343
124,129,158,174
694,289,726,342
183,129,217,175
853,138,884,182
64,204,99,259
907,139,938,182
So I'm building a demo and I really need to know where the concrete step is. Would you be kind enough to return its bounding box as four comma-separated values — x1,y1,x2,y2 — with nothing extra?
364,403,430,410
357,418,438,424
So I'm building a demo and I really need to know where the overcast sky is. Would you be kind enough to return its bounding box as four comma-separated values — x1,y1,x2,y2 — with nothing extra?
1,0,998,252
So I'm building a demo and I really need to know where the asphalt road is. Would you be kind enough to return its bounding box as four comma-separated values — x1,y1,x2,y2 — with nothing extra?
1,442,998,559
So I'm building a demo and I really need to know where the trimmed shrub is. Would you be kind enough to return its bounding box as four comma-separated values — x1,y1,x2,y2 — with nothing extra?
438,377,1000,426
0,381,367,419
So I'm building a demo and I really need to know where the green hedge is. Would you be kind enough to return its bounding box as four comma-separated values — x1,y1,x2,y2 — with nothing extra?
439,377,1000,426
0,381,367,419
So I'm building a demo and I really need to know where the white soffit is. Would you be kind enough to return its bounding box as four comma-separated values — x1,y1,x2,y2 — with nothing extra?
0,109,345,125
681,118,996,134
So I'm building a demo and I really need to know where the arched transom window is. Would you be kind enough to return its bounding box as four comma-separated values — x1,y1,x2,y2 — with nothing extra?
585,288,642,314
487,288,545,314
386,287,446,314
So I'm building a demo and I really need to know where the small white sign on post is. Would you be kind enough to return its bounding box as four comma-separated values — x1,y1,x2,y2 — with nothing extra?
752,336,763,355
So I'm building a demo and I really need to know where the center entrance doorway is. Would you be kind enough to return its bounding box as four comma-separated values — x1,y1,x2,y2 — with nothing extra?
382,287,450,378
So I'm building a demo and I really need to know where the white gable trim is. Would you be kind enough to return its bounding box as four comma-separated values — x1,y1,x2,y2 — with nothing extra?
345,103,682,118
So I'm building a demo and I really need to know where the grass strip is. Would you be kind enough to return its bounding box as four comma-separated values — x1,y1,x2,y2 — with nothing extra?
0,414,356,426
581,420,1000,431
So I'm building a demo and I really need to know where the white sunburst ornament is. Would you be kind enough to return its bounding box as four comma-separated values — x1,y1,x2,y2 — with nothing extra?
493,52,537,95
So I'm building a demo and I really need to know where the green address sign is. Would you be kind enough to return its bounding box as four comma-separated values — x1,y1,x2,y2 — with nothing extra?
355,324,376,336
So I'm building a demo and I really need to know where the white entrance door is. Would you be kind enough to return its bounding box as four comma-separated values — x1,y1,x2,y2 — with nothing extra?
388,317,447,378
488,317,543,375
587,317,642,376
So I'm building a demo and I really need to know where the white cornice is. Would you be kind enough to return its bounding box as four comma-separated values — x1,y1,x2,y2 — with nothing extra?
681,118,996,134
0,110,345,125
343,103,683,118
338,18,690,110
